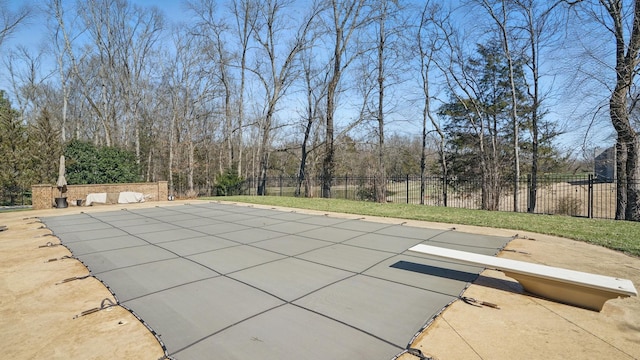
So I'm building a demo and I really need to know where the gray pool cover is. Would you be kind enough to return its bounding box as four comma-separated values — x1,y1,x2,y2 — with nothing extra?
42,203,510,359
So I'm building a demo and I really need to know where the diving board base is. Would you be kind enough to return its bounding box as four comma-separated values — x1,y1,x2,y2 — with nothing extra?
408,244,637,312
503,271,625,311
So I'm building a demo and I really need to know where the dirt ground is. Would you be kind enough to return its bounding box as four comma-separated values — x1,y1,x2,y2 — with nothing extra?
1,200,638,360
0,202,167,360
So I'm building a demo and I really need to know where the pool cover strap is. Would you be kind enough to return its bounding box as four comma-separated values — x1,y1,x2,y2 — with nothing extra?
461,296,500,309
39,241,60,248
406,347,432,359
56,274,91,285
46,255,74,263
73,298,116,319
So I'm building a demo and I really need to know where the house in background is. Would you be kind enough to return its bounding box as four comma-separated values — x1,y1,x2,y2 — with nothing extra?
594,147,615,182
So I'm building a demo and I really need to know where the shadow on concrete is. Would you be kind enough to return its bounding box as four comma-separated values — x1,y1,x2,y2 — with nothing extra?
391,260,479,283
392,260,525,295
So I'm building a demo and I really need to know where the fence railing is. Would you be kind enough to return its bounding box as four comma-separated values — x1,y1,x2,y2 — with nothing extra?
232,174,619,220
6,174,616,219
0,187,32,207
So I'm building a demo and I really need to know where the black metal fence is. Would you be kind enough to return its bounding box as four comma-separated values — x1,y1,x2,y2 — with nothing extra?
4,175,619,219
234,174,619,219
0,187,32,207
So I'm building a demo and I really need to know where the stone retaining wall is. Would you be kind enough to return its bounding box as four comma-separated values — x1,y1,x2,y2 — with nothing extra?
31,181,168,210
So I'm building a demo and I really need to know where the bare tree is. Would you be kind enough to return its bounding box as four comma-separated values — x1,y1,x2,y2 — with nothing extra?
344,0,412,202
478,0,522,212
76,0,124,146
51,0,164,151
513,0,564,213
601,0,640,220
572,0,640,220
46,0,79,141
373,0,390,203
252,0,319,195
4,46,51,122
295,39,327,197
167,28,219,195
0,0,30,49
51,0,121,146
49,17,69,141
321,0,371,198
116,5,164,164
231,0,259,177
416,2,448,205
187,0,236,173
436,25,507,210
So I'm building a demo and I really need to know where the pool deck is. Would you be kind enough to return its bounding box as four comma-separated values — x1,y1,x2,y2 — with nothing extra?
1,200,639,359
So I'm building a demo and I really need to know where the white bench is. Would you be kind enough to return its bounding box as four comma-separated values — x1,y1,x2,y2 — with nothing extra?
408,244,637,311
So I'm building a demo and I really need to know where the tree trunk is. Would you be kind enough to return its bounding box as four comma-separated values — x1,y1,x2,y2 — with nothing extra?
483,0,519,211
611,82,639,221
146,147,152,182
135,123,140,165
297,48,315,198
232,0,257,179
101,82,111,147
375,2,386,204
626,137,640,219
323,79,337,199
238,85,244,177
222,68,233,170
529,132,538,212
420,104,427,205
188,139,194,194
296,114,313,197
257,110,272,196
169,114,175,198
615,137,628,219
258,152,268,196
605,0,640,221
321,0,367,199
524,3,540,213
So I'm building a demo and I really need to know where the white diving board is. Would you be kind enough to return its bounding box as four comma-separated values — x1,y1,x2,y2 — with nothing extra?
408,244,637,311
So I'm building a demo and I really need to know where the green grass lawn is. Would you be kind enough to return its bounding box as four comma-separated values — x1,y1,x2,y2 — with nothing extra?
0,206,31,213
203,196,640,257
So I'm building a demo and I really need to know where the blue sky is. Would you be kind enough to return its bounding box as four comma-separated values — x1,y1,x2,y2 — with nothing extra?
0,0,618,158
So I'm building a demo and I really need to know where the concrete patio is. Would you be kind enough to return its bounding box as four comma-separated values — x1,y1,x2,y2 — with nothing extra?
40,202,509,359
1,200,638,360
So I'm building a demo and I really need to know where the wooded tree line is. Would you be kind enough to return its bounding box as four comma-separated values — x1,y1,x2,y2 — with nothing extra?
1,0,640,220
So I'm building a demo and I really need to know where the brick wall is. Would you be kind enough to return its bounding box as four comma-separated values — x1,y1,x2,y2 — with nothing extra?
31,181,168,210
32,184,54,210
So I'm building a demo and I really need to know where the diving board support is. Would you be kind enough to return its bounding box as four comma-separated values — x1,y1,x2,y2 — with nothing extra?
408,244,637,311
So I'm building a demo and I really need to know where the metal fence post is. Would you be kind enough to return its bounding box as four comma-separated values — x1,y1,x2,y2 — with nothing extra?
231,173,623,219
373,176,376,201
588,174,593,218
527,174,532,213
443,175,448,207
406,174,409,204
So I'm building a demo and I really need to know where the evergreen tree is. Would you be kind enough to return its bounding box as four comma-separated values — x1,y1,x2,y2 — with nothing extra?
439,42,529,210
64,140,141,184
27,108,62,184
0,90,29,205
